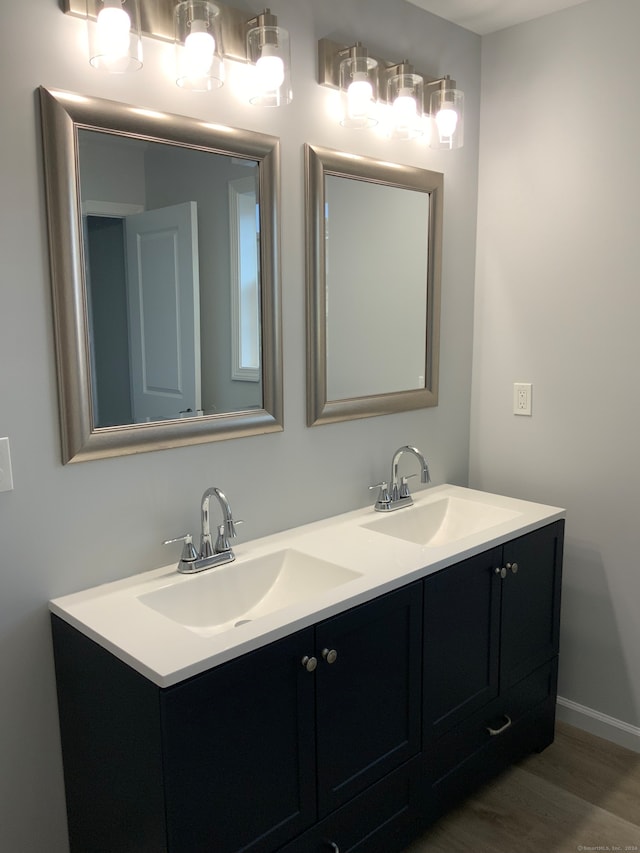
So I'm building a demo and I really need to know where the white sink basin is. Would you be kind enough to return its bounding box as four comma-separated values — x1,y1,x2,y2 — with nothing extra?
361,496,521,547
138,549,362,636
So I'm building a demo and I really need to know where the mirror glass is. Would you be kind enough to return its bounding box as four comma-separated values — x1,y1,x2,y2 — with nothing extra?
39,88,282,462
324,174,429,400
79,130,262,427
305,144,443,426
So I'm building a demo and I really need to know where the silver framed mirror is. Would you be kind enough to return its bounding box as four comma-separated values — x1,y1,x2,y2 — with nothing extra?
39,87,282,463
305,143,443,426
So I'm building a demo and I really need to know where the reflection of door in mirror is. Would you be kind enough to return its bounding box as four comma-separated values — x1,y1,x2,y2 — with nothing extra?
125,202,201,423
77,129,263,428
85,202,202,426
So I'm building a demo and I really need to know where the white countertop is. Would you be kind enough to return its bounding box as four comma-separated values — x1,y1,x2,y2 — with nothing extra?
49,485,565,687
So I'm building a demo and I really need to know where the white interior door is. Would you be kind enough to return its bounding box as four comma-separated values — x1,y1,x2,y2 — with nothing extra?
125,202,201,423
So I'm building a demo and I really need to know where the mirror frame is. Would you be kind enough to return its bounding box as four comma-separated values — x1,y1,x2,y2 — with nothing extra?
39,87,283,463
305,143,443,426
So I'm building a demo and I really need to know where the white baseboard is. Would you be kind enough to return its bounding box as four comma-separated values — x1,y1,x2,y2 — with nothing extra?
556,696,640,753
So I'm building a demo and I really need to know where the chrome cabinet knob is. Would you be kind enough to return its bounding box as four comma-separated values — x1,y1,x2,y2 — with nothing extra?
301,655,317,672
495,566,507,579
507,562,519,574
322,648,338,665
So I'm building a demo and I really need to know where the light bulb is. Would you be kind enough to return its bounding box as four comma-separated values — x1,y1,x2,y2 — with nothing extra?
96,0,131,61
184,19,215,78
435,107,458,140
256,44,285,92
347,73,373,120
393,88,418,125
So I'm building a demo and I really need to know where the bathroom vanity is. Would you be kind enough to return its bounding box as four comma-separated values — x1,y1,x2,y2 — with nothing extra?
50,485,564,853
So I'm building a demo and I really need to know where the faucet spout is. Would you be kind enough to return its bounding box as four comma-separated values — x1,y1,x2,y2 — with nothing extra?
391,445,431,491
165,486,239,574
370,445,431,512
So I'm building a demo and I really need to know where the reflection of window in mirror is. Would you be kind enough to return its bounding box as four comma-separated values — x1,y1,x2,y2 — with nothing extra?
230,176,261,383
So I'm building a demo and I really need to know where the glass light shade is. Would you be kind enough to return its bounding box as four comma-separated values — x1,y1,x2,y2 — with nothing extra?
175,1,224,91
429,82,464,150
247,25,292,106
339,50,378,129
387,71,424,140
88,0,142,73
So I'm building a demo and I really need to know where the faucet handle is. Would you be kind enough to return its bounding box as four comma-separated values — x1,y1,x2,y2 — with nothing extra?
369,481,391,510
163,533,199,567
399,474,417,499
214,520,244,554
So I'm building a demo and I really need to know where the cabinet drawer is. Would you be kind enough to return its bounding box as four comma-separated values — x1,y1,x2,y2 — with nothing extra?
429,695,557,819
279,759,422,853
427,658,557,784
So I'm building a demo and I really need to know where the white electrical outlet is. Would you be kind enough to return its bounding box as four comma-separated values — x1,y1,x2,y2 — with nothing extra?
0,437,14,492
513,383,532,416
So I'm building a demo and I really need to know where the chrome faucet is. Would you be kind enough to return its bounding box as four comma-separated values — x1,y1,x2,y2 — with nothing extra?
370,445,431,512
164,486,239,573
199,486,237,559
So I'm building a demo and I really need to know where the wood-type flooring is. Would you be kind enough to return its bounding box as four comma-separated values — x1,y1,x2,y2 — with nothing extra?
402,721,640,853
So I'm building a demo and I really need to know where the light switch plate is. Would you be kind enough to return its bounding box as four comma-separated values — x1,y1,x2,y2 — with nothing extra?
0,437,14,492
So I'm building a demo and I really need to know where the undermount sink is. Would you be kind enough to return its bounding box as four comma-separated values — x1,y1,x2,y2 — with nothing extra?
138,549,362,635
362,496,521,547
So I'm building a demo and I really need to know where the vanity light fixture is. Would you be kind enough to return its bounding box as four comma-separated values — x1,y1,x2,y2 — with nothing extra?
428,76,464,150
71,0,292,105
246,9,292,106
339,44,378,129
174,0,223,91
87,0,142,73
317,37,464,150
387,61,424,140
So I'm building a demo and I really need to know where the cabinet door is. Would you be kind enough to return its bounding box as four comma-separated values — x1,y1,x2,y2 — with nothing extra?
315,583,422,817
161,628,316,853
423,547,502,739
500,520,564,688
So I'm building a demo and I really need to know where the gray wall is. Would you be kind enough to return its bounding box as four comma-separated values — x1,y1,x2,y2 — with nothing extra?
0,1,479,849
471,0,640,741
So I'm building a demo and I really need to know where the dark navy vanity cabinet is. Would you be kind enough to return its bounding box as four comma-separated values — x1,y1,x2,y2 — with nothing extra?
52,520,563,853
422,522,563,819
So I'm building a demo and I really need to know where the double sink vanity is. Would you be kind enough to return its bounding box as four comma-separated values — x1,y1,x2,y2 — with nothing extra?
37,75,562,853
50,481,565,853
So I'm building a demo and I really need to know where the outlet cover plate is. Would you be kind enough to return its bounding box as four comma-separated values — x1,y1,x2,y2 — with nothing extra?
513,383,532,416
